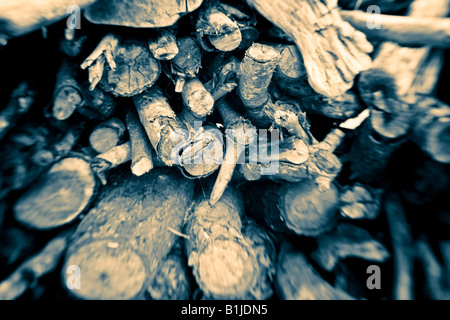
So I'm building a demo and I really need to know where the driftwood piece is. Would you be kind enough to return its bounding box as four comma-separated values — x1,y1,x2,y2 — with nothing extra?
14,156,97,230
0,0,95,40
248,0,373,98
276,243,355,300
84,0,203,28
183,188,259,299
311,223,390,272
62,168,194,300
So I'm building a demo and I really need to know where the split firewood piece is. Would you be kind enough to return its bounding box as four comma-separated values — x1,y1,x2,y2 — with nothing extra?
31,124,84,167
148,28,179,61
62,168,194,300
0,80,38,141
416,238,450,300
339,183,381,220
14,156,97,230
178,110,224,179
366,0,450,98
311,223,390,272
244,179,340,237
53,59,83,121
81,34,119,91
84,0,203,28
241,218,276,300
348,92,412,184
276,242,355,300
146,238,192,300
89,118,126,154
411,97,450,164
0,0,95,40
209,98,257,206
77,81,117,120
126,108,154,177
0,232,71,300
90,142,132,184
182,77,215,118
341,10,450,48
171,37,203,92
247,0,373,98
384,192,414,300
133,86,190,167
184,187,259,299
238,43,279,128
196,6,242,52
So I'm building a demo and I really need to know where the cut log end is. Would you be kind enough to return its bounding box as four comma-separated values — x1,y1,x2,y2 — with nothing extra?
187,91,215,118
278,45,306,79
281,181,339,236
131,157,154,176
195,239,257,298
208,28,242,52
63,240,146,300
246,43,279,64
14,157,96,230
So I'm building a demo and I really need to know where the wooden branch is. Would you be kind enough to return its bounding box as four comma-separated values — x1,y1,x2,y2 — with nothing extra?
13,156,97,230
171,37,203,92
53,59,83,121
0,0,95,40
184,188,259,299
341,10,450,48
63,168,194,300
89,118,126,154
90,142,132,184
311,222,390,272
276,242,355,300
182,78,215,118
133,86,190,166
248,0,373,98
209,98,256,206
0,232,70,300
126,108,154,177
384,192,414,300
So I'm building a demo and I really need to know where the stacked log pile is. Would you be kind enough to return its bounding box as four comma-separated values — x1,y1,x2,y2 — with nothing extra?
0,0,449,300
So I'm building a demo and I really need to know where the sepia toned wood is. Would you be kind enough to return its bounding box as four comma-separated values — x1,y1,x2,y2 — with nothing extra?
184,188,259,299
276,243,355,300
53,59,83,121
133,86,189,167
248,0,373,98
63,168,194,300
341,10,450,48
84,0,203,28
13,156,97,230
0,0,95,40
89,118,126,154
126,108,154,177
311,223,390,272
